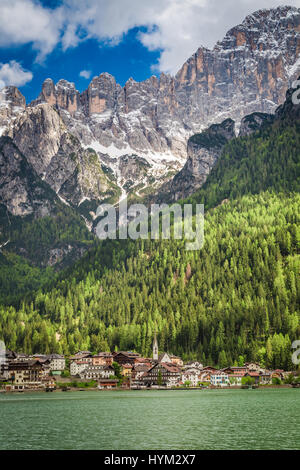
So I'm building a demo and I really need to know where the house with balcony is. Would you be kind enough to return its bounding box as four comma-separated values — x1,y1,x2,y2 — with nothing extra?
259,371,272,384
7,360,44,390
210,371,230,387
98,379,118,389
70,359,91,376
131,364,150,387
181,368,201,387
79,365,115,380
48,354,65,374
142,362,181,388
199,370,214,383
92,353,113,366
113,351,141,366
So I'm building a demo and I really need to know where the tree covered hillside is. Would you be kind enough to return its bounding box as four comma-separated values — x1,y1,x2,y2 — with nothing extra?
186,87,300,210
0,85,299,368
0,191,299,369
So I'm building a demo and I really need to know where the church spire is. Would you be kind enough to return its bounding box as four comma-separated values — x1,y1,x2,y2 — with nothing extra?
153,331,158,361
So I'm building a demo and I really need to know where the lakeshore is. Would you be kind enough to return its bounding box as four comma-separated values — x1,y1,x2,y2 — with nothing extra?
0,383,295,393
2,346,299,393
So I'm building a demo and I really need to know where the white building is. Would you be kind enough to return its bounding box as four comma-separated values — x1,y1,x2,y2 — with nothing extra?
166,374,181,388
70,360,91,376
259,372,272,384
181,368,201,387
211,372,229,387
49,354,65,372
158,353,172,363
79,365,115,380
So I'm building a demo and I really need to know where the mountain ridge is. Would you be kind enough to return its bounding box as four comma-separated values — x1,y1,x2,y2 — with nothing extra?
0,5,299,274
1,5,299,205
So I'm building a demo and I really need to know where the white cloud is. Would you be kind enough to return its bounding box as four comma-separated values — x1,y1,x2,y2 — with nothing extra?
0,0,300,74
59,0,165,50
137,0,300,74
79,70,92,79
58,0,300,74
0,61,33,89
0,0,63,61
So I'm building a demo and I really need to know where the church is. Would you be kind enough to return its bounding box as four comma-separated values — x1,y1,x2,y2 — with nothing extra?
152,333,183,366
153,332,159,361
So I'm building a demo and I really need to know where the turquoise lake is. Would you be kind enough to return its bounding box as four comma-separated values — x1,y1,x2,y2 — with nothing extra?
0,388,299,450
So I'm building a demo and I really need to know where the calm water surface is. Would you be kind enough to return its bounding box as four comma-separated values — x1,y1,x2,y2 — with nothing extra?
0,388,299,450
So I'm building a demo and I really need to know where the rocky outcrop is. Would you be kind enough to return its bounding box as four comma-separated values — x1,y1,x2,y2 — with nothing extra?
0,136,56,217
0,86,25,109
32,78,81,116
9,103,66,175
7,103,119,211
43,134,114,208
47,245,87,268
275,74,300,121
169,119,235,200
0,86,26,136
0,135,93,268
239,112,274,136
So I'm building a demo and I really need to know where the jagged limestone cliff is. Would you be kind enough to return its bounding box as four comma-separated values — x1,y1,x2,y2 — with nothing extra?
0,6,299,221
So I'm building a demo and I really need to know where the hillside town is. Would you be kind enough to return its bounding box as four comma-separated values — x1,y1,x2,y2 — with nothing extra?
0,335,299,392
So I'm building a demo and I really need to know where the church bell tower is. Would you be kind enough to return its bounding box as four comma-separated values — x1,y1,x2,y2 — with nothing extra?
153,332,158,361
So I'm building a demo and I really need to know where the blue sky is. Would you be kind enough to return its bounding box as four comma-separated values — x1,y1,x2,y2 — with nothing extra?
0,26,161,102
0,0,299,103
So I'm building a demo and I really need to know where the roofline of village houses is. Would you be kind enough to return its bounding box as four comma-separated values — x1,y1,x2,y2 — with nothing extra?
0,340,298,392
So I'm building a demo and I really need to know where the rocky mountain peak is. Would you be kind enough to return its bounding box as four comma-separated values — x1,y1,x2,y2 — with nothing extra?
201,119,236,144
0,86,26,136
31,78,80,116
56,79,77,90
242,5,299,27
30,5,300,154
0,86,26,108
84,73,118,115
216,5,300,56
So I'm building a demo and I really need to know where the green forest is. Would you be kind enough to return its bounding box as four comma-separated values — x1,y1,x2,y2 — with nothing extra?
0,88,299,369
186,109,300,210
0,199,94,304
0,191,299,369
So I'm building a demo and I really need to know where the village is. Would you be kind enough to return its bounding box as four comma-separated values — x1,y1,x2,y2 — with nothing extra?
1,335,299,392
